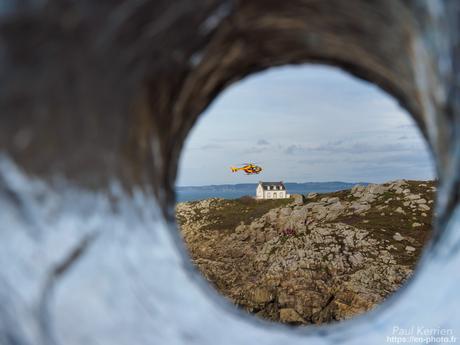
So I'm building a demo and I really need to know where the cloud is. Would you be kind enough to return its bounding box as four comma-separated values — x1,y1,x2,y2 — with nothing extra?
396,124,417,129
244,146,269,154
315,141,410,154
257,139,270,146
348,151,433,167
284,140,413,156
284,144,304,155
297,157,339,165
199,144,223,150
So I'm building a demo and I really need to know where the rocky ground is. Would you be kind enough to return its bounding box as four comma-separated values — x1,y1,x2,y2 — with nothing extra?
176,180,436,325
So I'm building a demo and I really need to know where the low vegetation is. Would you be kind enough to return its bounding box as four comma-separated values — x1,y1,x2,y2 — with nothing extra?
193,196,291,231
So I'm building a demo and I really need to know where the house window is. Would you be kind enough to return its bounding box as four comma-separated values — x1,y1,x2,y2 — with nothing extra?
273,192,277,198
266,192,271,198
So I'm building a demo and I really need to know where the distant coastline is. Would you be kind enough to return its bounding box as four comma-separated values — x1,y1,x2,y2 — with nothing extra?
176,182,369,202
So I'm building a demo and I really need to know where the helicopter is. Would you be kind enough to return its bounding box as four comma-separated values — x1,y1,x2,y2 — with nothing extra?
230,163,263,175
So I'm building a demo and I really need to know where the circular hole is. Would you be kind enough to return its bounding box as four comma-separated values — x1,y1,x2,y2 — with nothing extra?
175,64,436,326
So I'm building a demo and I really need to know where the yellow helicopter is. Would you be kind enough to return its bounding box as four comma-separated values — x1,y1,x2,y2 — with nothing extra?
230,163,263,175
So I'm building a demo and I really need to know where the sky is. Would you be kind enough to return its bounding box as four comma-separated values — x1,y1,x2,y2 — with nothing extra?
176,65,435,186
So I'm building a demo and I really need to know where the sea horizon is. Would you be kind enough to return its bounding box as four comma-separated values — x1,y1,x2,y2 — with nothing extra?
175,181,370,203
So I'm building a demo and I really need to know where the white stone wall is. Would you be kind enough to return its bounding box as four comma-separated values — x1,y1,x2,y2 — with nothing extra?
257,185,289,199
256,185,264,199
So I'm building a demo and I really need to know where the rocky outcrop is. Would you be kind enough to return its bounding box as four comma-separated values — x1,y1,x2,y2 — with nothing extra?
176,180,435,325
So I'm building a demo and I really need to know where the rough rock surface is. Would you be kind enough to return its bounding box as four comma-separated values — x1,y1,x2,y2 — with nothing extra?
177,180,435,325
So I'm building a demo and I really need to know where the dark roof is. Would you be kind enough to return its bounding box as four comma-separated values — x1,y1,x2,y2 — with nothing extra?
258,181,286,190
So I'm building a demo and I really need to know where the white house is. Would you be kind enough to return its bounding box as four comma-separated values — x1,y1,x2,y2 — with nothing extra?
256,181,290,199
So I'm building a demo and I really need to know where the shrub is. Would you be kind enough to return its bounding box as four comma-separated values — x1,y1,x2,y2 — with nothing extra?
239,195,256,205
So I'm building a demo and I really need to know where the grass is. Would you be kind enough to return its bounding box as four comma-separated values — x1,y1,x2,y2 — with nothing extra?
202,196,292,231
